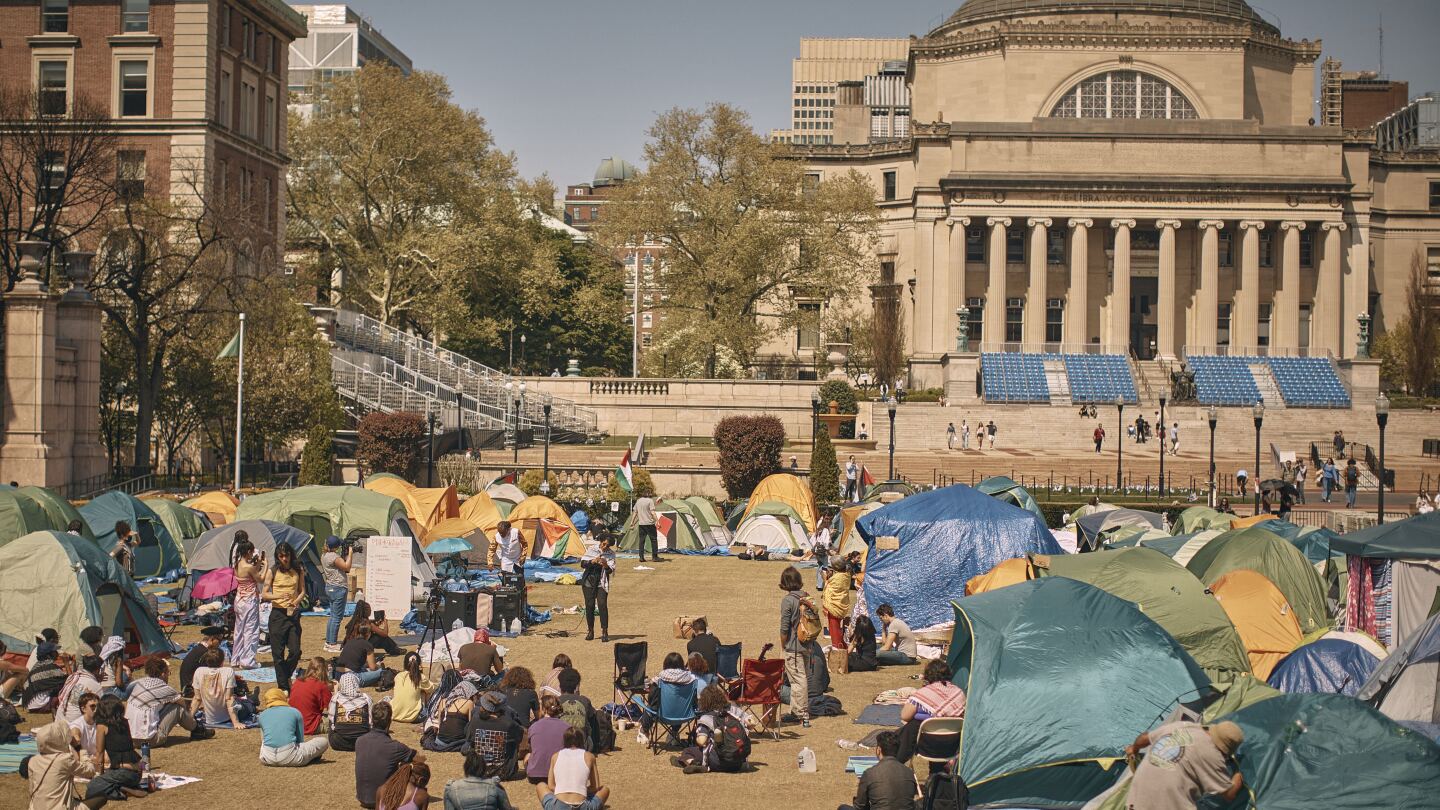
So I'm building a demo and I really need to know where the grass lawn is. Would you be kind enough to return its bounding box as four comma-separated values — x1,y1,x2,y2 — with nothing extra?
1,556,917,808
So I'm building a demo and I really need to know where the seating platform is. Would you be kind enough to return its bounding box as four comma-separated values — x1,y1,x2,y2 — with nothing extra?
1187,356,1262,406
1187,355,1350,408
1053,354,1139,405
980,353,1050,403
981,353,1137,405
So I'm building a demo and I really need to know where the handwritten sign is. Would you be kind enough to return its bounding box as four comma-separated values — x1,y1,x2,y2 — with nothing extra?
365,536,413,617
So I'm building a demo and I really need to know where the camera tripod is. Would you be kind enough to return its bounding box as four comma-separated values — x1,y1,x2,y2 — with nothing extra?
415,586,456,678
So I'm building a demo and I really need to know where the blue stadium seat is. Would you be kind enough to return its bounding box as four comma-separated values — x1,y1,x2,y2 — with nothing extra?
1266,357,1351,407
1053,354,1139,405
980,353,1050,403
1188,356,1261,405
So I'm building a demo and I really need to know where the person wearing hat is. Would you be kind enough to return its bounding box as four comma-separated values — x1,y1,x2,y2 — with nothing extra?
258,687,329,767
321,535,354,653
179,626,228,699
462,690,523,781
24,716,98,809
1125,720,1245,809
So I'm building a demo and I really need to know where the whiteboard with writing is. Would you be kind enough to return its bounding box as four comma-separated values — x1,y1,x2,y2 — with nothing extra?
365,536,413,617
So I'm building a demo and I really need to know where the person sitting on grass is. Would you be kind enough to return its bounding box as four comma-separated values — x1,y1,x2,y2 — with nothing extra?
669,683,737,774
68,692,101,759
500,666,540,727
288,657,333,735
458,628,505,683
520,695,571,785
537,726,611,810
444,748,516,810
463,690,524,781
336,624,386,688
85,694,149,804
556,668,601,754
896,659,966,769
57,654,104,725
328,672,373,752
375,761,431,810
126,658,212,747
355,702,424,810
258,687,329,767
539,654,572,698
25,717,98,810
0,637,31,703
838,730,916,810
392,652,433,724
346,600,403,657
875,604,918,666
847,615,879,673
191,647,245,728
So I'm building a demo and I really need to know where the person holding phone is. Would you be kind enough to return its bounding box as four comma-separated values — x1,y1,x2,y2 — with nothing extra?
263,543,307,692
579,532,616,642
231,532,267,669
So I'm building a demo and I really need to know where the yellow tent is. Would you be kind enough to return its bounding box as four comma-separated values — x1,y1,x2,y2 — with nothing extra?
363,477,460,535
1230,513,1274,530
507,495,581,559
183,491,239,527
965,557,1035,596
1210,568,1305,680
743,473,818,533
837,502,881,559
458,492,503,536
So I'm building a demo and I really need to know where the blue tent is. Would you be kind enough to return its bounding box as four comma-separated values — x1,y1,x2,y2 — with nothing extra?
1267,637,1380,696
857,484,1060,629
1248,518,1341,565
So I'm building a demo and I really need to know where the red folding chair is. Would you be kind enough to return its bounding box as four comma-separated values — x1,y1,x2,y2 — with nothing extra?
736,651,785,740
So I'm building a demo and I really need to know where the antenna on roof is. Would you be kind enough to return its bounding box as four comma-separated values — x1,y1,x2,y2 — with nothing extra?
1378,12,1384,76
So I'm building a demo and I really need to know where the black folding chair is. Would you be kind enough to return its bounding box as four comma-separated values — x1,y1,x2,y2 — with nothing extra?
613,641,648,705
715,642,742,681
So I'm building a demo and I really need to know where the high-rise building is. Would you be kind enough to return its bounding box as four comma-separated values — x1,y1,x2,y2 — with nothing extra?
775,38,910,146
287,4,411,116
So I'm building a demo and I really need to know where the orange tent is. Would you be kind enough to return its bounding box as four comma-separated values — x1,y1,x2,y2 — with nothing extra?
1230,513,1274,530
458,492,503,536
506,495,580,559
1210,568,1304,680
363,476,460,535
965,557,1035,596
182,491,239,527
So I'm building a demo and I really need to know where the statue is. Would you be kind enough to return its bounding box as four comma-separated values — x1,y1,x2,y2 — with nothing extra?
1169,361,1198,403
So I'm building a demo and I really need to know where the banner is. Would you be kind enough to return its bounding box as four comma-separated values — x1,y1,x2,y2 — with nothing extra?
364,536,414,618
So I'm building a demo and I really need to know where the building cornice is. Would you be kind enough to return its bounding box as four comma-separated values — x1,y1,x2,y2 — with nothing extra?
912,20,1320,64
940,172,1353,200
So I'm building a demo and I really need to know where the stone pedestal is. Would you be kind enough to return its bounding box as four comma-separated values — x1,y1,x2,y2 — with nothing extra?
941,353,981,404
1338,359,1381,405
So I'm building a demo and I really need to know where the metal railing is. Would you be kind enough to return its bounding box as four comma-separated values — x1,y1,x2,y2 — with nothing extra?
331,355,509,432
1182,346,1336,360
1362,444,1395,490
978,342,1131,356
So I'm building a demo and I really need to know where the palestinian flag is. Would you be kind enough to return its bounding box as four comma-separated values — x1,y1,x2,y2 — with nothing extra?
860,465,877,487
615,450,633,492
486,470,518,489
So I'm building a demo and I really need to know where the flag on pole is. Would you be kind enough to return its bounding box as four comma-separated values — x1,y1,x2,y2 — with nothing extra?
615,450,634,492
484,471,518,490
860,465,876,488
217,331,242,359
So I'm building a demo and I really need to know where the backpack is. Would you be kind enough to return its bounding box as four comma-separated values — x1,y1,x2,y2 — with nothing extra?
559,697,591,748
1345,465,1359,486
922,771,970,810
794,594,823,645
711,712,750,772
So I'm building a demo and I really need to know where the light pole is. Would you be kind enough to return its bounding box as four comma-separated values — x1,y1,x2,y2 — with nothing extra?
1115,395,1125,491
1158,387,1167,497
520,334,527,374
505,381,516,463
426,410,437,487
810,390,822,437
455,391,465,456
886,397,898,481
1376,393,1389,524
1207,405,1218,507
512,381,526,464
1252,400,1265,514
541,397,553,491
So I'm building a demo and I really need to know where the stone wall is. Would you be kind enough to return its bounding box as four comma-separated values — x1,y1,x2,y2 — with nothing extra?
522,377,818,439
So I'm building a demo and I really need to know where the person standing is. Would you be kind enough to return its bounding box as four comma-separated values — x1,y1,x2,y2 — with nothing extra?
1094,424,1106,454
110,521,138,576
821,558,855,652
1344,459,1360,509
987,420,997,449
1169,422,1180,456
1235,469,1248,500
321,535,353,654
1321,457,1338,503
960,419,970,450
1294,458,1308,504
946,422,956,450
231,533,267,670
1334,430,1346,459
493,520,524,573
632,495,658,563
844,456,859,502
579,533,616,642
778,566,815,729
263,543,307,692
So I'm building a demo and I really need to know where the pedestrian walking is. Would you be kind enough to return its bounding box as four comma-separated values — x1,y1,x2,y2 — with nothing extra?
1093,425,1106,454
1344,459,1360,508
946,422,956,450
1320,457,1338,503
987,421,997,449
1169,422,1180,456
1294,459,1308,504
960,420,970,450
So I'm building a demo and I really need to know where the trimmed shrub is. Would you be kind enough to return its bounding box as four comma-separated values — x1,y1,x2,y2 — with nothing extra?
518,469,560,497
809,430,842,506
713,414,786,500
356,411,425,478
816,380,860,438
298,421,335,486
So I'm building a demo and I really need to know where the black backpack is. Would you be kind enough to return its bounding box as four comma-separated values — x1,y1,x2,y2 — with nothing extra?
711,712,750,772
923,770,969,810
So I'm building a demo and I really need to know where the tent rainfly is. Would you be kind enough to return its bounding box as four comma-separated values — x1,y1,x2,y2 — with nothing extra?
742,473,818,533
79,492,185,579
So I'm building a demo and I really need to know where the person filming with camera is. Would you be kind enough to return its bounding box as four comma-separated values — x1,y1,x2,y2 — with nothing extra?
322,535,355,654
578,525,616,642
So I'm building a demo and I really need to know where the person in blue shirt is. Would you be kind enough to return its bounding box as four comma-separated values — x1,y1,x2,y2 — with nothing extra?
443,748,515,809
258,687,329,767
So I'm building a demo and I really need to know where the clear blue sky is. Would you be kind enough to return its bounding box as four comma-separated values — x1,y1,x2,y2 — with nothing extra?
339,0,1440,186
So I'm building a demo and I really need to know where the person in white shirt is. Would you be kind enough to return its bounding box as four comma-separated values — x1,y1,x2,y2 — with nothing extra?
1418,491,1435,515
492,520,524,574
1169,423,1180,456
191,648,244,728
844,456,859,502
960,420,970,450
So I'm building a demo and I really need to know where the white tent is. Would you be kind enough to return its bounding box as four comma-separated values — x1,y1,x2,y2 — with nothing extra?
733,515,806,554
1170,529,1225,567
1358,610,1440,725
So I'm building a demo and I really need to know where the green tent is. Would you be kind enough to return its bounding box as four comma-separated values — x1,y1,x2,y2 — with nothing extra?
17,486,93,540
0,489,56,548
0,531,170,655
1185,526,1331,635
1221,693,1440,809
1329,511,1440,560
79,492,185,579
1199,674,1282,722
1175,505,1237,534
976,476,1046,523
1246,518,1342,566
619,506,708,552
141,498,212,561
732,500,809,553
1103,524,1173,549
1033,547,1252,681
682,496,732,544
949,578,1212,808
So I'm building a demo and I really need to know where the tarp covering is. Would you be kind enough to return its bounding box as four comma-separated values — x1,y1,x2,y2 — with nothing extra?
1221,693,1440,809
0,531,169,655
976,476,1045,522
141,498,212,559
1174,505,1236,534
1330,511,1440,560
17,487,93,540
1185,527,1330,634
1033,547,1252,681
183,491,239,527
1266,637,1380,696
185,520,323,606
1358,609,1440,724
742,473,817,533
0,489,56,548
1210,569,1305,681
949,578,1211,808
79,492,184,579
858,485,1060,630
1075,508,1164,552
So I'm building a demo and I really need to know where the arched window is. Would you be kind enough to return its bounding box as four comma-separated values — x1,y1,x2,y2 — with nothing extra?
1050,71,1198,120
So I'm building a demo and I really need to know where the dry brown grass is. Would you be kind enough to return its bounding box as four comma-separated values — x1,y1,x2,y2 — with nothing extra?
2,556,915,808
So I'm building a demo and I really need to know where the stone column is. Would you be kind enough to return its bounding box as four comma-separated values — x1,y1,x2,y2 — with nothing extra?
1025,217,1052,346
0,243,59,487
1234,221,1265,350
913,216,936,355
1195,220,1225,350
1109,219,1135,350
985,217,1011,347
948,217,970,348
1314,222,1347,356
1344,219,1370,360
1066,219,1092,346
1156,219,1182,359
57,252,106,485
1275,221,1306,350
930,217,955,354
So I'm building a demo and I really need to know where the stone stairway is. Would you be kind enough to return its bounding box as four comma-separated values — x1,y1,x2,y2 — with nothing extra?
1249,362,1286,410
1043,359,1071,406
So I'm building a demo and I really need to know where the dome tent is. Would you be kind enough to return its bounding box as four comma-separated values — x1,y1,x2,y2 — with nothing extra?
0,488,57,548
1359,609,1440,727
184,520,323,608
506,495,581,559
976,475,1044,522
79,492,185,579
856,484,1060,630
141,498,212,561
0,531,169,656
732,501,809,554
741,473,818,533
682,496,732,545
1267,637,1380,696
183,490,239,527
1210,568,1305,680
1185,526,1330,635
1174,505,1236,534
1074,508,1165,552
620,505,710,553
17,486,93,540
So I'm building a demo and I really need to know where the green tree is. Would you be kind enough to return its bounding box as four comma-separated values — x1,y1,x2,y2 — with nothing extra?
298,420,336,486
518,469,560,497
809,430,842,505
605,468,655,502
713,414,785,500
599,103,880,377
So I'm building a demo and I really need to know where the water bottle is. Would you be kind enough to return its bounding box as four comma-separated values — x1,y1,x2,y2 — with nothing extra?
797,746,817,772
509,618,521,634
139,743,151,773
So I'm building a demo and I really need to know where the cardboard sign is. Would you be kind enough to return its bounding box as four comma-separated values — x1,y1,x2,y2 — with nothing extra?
365,535,413,617
875,535,900,551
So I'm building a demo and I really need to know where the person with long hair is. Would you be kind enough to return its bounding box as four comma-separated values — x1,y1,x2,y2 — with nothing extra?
288,657,333,735
686,653,713,689
444,749,516,809
375,761,431,810
85,694,149,803
778,565,813,728
391,652,432,724
537,726,610,810
346,600,402,656
638,653,698,744
847,614,879,672
896,658,966,768
499,666,539,727
262,542,306,691
230,532,266,669
578,531,615,642
822,556,856,651
519,695,569,785
539,654,571,698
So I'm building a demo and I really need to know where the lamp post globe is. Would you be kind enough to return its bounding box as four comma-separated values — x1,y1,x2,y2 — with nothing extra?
886,397,898,481
1207,405,1218,507
1115,395,1125,490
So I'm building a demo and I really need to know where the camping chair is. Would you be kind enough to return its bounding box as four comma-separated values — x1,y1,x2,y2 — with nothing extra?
913,717,964,770
715,643,742,681
631,680,699,754
613,641,648,705
736,656,785,740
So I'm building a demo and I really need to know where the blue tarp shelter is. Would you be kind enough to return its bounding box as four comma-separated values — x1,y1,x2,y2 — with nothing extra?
1266,637,1380,696
857,484,1060,629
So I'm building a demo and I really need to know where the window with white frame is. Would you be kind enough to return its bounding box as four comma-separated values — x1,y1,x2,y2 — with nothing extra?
38,61,68,117
36,152,65,205
118,61,149,117
1050,71,1198,120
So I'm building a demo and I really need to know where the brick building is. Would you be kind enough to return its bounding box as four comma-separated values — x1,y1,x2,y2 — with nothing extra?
0,0,306,267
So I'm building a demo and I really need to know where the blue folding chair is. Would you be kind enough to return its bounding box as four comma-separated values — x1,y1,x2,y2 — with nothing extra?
632,680,699,754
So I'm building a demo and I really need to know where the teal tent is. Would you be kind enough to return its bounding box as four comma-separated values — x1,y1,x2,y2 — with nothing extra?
1247,518,1341,566
17,486,93,540
142,498,212,562
79,492,185,579
949,578,1212,808
1330,511,1440,560
0,489,54,548
1221,693,1440,808
976,476,1046,522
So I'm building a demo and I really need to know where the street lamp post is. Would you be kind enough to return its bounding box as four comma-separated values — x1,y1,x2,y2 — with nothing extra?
1252,400,1265,514
886,397,898,481
1115,395,1125,491
426,411,437,487
455,391,465,456
512,381,526,464
542,397,553,490
520,334,527,374
811,390,821,437
1158,388,1167,497
1207,406,1218,508
1376,393,1390,524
